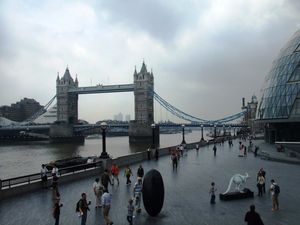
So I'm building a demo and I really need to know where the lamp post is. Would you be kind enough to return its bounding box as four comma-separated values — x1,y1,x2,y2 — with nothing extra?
100,122,109,159
181,124,186,145
200,124,204,141
214,124,217,139
151,123,156,148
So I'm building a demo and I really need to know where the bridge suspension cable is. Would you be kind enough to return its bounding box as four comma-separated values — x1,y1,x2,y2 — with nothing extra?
25,95,57,122
152,91,245,124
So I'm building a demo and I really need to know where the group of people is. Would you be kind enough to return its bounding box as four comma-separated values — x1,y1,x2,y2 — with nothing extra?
41,163,63,225
39,164,63,225
77,163,145,225
169,144,188,170
41,137,282,225
209,169,280,225
256,168,280,211
239,141,248,156
244,177,280,225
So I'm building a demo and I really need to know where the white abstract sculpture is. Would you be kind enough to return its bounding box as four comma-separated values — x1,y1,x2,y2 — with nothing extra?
223,173,249,194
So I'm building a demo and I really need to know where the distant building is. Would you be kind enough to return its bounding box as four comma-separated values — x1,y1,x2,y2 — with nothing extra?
0,98,43,122
114,112,123,121
125,114,131,121
256,30,300,143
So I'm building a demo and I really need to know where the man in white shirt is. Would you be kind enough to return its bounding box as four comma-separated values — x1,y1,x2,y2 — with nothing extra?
51,164,59,177
133,177,143,212
93,178,103,208
40,164,48,189
101,189,113,225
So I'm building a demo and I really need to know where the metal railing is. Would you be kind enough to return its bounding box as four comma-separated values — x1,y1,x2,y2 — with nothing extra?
0,161,102,190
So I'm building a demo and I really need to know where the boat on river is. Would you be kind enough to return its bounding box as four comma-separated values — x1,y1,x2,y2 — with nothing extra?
45,156,98,170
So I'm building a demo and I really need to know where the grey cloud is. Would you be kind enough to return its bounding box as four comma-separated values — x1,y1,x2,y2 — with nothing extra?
287,0,300,11
155,22,300,119
97,0,207,43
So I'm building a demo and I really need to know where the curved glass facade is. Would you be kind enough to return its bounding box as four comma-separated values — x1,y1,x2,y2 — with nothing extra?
257,30,300,120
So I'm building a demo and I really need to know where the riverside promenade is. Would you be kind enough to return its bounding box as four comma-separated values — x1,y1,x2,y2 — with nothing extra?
1,139,300,225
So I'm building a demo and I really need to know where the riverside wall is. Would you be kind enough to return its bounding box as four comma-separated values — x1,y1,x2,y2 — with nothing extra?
0,139,218,200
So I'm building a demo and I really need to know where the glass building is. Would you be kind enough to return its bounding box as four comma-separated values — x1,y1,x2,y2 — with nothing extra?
256,30,300,143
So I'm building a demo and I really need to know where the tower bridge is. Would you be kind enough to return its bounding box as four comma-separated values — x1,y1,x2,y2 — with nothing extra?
53,62,157,143
0,62,247,143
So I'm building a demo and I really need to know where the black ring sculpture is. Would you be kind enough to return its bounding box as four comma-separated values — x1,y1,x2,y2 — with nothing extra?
142,169,164,216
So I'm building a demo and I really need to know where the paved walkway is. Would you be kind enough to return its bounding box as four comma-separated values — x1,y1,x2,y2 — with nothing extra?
255,139,300,164
1,139,300,225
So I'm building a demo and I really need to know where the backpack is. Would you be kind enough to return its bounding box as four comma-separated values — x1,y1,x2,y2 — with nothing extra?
274,184,280,194
75,199,82,212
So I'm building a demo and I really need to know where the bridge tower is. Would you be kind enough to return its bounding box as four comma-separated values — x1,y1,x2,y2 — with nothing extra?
56,67,78,124
49,67,82,142
129,62,159,144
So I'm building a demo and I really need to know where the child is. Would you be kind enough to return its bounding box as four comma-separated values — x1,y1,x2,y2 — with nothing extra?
127,198,134,225
209,182,217,204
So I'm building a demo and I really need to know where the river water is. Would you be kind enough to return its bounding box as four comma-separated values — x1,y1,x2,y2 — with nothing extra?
0,129,215,179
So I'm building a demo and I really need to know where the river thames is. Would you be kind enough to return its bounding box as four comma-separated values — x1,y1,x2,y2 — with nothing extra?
0,129,213,179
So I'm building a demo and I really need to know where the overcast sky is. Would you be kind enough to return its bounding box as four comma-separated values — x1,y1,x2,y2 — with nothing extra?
0,0,299,123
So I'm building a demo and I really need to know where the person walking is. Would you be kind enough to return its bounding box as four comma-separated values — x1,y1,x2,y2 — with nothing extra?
244,145,247,156
244,204,264,225
41,164,48,189
209,182,217,204
171,152,178,171
124,165,132,185
259,168,266,193
78,193,91,225
93,178,102,208
147,148,151,160
254,146,259,157
257,174,265,197
52,164,59,178
110,164,120,186
137,165,144,179
133,177,143,212
213,144,217,156
155,148,159,160
101,169,112,191
102,189,113,225
53,202,63,225
239,142,243,155
270,179,280,211
52,185,61,206
127,198,134,225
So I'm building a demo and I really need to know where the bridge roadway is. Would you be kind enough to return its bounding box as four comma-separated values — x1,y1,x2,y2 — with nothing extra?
68,84,135,94
0,139,299,225
0,123,245,131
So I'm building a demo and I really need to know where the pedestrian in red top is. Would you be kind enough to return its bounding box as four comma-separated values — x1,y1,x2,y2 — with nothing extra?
110,163,120,186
